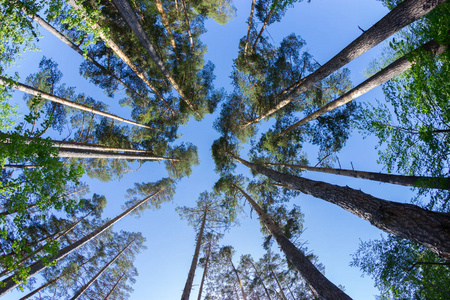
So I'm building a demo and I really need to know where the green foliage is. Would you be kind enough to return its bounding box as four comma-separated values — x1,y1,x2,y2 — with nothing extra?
351,235,450,299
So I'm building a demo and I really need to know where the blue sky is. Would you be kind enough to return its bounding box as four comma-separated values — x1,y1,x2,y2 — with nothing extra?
2,0,424,299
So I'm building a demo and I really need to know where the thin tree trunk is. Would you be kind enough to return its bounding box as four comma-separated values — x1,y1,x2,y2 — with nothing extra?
50,139,156,154
229,256,247,300
280,40,447,135
244,0,256,56
240,0,446,129
103,272,126,300
0,76,155,130
0,191,159,296
110,0,200,118
287,284,296,300
67,0,175,115
197,240,212,300
181,210,207,300
265,163,450,190
270,267,288,300
234,156,450,261
155,0,180,59
180,0,194,52
18,276,59,300
249,260,272,300
26,11,151,103
56,147,176,161
232,184,351,300
70,239,135,300
251,0,278,53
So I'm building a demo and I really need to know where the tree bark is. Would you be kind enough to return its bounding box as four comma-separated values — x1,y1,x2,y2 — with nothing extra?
249,260,272,300
154,0,180,59
240,0,446,129
280,40,448,135
0,76,155,130
244,0,256,56
0,191,159,296
18,276,59,300
70,239,135,300
56,147,175,161
270,267,288,300
110,0,200,117
251,0,278,53
180,0,195,52
197,238,211,300
26,11,150,102
103,272,126,300
229,255,247,300
265,163,450,190
232,184,351,300
67,0,174,115
234,156,450,261
181,210,207,300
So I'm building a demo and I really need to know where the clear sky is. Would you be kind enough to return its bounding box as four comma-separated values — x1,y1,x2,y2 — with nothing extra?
3,0,422,299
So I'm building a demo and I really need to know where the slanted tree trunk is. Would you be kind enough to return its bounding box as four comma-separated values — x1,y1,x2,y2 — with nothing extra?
240,0,446,129
232,184,351,300
281,40,448,135
26,11,150,102
181,210,207,300
251,0,278,53
266,163,450,190
70,239,135,300
180,0,194,52
0,191,159,296
197,240,212,300
110,0,200,117
249,260,272,300
67,0,174,115
244,0,256,56
270,267,288,300
0,76,155,130
155,0,180,59
18,276,60,300
104,272,126,300
234,156,450,261
229,256,247,300
49,139,158,154
56,147,176,161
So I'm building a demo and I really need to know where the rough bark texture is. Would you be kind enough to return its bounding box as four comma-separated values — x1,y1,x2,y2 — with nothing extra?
266,163,450,190
241,0,446,129
155,0,180,58
235,157,450,261
0,76,153,129
27,11,147,101
70,239,135,300
110,0,199,117
67,0,172,112
244,0,256,56
233,184,351,300
281,40,448,134
0,192,158,296
181,210,207,300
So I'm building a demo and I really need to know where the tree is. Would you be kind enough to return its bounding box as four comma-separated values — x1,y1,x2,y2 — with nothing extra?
233,155,450,260
240,0,446,128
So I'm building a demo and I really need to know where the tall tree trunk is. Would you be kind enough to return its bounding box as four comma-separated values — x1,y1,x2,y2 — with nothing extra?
103,272,126,300
249,260,272,300
154,0,180,59
26,11,150,103
70,239,135,300
49,139,157,154
280,40,447,135
0,76,155,130
0,191,159,296
229,256,247,300
110,0,200,118
251,0,278,53
180,0,195,52
56,147,176,161
232,184,351,300
240,0,446,129
18,276,59,300
67,0,174,115
244,0,256,56
234,156,450,261
265,163,450,190
270,267,288,300
197,240,211,300
181,210,207,300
